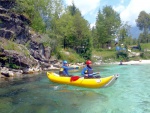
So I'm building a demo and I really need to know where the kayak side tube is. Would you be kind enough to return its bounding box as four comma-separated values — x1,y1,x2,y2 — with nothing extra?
102,74,119,88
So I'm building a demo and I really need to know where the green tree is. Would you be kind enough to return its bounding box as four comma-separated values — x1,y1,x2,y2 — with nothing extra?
138,33,150,43
46,0,64,31
68,2,79,16
119,23,131,44
136,11,150,43
55,12,74,48
15,0,92,59
55,4,91,59
95,10,106,48
95,6,121,48
91,27,97,48
15,0,48,32
15,0,64,33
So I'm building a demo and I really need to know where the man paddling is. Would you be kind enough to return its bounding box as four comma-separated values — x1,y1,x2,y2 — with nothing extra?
81,60,100,78
59,60,78,76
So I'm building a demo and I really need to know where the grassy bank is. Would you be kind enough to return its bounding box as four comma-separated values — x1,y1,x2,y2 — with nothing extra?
57,43,150,63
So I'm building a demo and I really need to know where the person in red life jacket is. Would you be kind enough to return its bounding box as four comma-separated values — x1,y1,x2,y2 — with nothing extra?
81,60,100,78
59,60,79,76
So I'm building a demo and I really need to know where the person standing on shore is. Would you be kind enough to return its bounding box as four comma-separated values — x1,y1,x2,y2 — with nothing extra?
119,60,123,65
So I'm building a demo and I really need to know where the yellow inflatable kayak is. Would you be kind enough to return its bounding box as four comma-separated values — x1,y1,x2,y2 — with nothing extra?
47,72,119,88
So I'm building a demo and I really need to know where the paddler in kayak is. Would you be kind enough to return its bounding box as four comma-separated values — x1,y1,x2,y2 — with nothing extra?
81,60,100,78
59,60,79,76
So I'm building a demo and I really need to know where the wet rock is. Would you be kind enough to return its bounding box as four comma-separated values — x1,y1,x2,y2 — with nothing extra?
1,72,10,77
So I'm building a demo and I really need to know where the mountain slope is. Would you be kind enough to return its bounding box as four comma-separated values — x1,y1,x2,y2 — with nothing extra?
129,26,142,39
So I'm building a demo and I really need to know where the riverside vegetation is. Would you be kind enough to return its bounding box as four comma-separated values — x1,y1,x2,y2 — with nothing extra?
0,0,150,78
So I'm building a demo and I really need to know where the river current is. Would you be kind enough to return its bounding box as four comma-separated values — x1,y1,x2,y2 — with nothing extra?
0,64,150,113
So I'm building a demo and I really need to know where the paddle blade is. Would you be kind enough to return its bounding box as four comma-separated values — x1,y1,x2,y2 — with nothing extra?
70,76,80,82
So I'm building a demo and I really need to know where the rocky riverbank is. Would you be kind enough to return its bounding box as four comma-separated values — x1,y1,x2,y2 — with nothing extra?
0,59,84,78
0,0,59,78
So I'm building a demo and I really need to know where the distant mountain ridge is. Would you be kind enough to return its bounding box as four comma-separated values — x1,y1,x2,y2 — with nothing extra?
129,26,142,39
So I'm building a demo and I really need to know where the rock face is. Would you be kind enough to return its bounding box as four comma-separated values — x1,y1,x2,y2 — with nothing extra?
0,0,57,76
0,0,16,9
0,8,30,41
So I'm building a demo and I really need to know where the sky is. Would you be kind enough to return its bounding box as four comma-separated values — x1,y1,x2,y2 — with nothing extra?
64,0,150,27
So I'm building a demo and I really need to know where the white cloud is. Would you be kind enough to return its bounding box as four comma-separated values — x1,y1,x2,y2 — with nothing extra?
121,0,124,4
120,0,150,26
113,5,125,13
64,0,150,27
90,22,96,28
65,0,100,16
64,0,100,27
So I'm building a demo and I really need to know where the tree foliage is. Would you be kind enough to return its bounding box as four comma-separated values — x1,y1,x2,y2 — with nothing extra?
136,11,150,43
119,23,131,44
136,11,150,31
15,0,64,33
13,1,143,61
54,3,92,59
15,0,47,32
95,6,121,48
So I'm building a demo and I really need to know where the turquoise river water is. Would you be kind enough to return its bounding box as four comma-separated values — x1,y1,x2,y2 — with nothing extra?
0,64,150,113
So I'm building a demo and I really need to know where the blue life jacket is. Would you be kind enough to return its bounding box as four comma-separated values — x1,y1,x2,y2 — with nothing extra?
81,66,93,77
59,65,74,76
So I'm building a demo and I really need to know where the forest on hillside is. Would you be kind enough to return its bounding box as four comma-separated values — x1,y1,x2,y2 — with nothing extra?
1,0,150,60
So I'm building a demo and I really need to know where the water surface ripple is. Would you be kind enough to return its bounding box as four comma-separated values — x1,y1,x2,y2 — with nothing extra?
0,64,150,113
